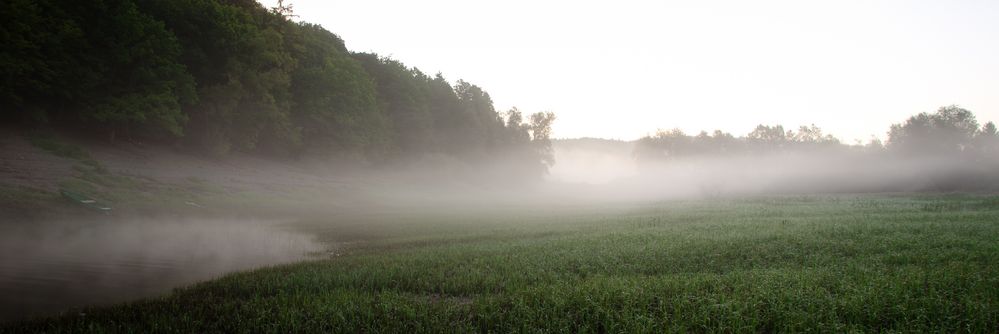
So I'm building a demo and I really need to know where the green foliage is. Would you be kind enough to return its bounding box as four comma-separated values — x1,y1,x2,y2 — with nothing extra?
289,24,387,158
2,0,195,138
138,0,300,154
353,54,435,156
75,0,196,138
3,0,554,175
28,134,90,161
28,132,104,171
352,55,552,176
0,0,86,122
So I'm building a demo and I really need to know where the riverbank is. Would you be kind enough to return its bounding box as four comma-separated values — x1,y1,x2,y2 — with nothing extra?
0,128,376,222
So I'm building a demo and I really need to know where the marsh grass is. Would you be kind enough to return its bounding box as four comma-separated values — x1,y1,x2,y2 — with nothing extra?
4,195,998,332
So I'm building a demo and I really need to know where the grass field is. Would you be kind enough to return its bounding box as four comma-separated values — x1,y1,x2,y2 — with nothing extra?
4,194,999,332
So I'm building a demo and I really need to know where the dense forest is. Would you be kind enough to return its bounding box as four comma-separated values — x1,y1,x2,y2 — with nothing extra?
0,0,555,176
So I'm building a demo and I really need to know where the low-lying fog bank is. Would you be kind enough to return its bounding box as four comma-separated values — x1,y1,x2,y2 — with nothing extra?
541,139,999,202
1,132,995,324
0,218,324,322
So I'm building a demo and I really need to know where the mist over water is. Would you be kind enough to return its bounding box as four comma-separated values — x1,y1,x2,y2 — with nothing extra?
0,218,324,322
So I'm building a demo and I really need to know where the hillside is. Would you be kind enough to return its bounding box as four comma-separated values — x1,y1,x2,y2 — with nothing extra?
1,0,554,178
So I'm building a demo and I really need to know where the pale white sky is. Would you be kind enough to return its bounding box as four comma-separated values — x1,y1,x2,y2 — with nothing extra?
260,0,999,142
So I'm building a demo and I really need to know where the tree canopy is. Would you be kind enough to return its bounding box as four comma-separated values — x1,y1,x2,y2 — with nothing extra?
2,0,555,177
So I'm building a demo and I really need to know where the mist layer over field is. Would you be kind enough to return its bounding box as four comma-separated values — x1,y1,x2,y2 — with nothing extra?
544,109,999,202
547,143,998,202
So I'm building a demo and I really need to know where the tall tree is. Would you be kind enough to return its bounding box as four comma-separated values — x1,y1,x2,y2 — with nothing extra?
138,0,297,154
353,53,434,156
0,0,85,122
288,24,387,158
529,111,556,169
887,105,979,157
3,0,195,140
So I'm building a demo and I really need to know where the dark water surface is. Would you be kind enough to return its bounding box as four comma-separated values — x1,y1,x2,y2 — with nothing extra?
0,218,324,322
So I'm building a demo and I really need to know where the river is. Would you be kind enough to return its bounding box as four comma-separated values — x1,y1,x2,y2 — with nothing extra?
0,217,325,322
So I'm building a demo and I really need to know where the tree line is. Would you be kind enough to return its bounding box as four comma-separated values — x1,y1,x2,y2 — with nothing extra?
635,105,998,163
631,106,999,192
0,0,555,176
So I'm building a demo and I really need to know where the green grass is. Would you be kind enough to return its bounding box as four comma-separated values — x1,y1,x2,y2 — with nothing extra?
56,159,225,213
0,185,63,214
28,133,105,172
4,195,999,332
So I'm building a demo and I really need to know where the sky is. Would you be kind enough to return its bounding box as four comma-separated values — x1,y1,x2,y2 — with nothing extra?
258,0,999,142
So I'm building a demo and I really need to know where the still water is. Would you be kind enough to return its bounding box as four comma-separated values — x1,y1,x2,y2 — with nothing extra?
0,218,324,322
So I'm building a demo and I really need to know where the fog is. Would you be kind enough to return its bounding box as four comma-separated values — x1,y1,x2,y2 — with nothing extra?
2,116,997,324
2,138,997,324
547,139,637,185
544,141,998,202
0,218,323,322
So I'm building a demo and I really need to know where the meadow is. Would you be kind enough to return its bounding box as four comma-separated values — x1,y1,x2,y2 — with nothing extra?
4,194,998,333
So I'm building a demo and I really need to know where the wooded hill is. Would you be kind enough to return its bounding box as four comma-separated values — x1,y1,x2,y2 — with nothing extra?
1,0,554,176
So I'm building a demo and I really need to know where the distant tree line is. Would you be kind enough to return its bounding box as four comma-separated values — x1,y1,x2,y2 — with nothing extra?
0,0,555,176
886,106,997,160
635,123,849,162
635,105,997,162
634,106,999,190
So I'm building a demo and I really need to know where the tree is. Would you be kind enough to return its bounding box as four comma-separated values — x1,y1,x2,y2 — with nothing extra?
502,107,531,145
353,53,434,156
269,0,297,19
289,24,387,158
635,128,747,161
2,0,195,140
139,0,298,154
747,124,787,152
975,121,998,161
790,124,838,145
0,0,85,122
708,130,739,154
529,111,556,169
2,0,559,175
887,105,979,157
78,0,196,140
425,73,465,155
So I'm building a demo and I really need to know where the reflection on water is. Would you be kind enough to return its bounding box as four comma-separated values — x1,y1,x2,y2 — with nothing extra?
0,218,324,322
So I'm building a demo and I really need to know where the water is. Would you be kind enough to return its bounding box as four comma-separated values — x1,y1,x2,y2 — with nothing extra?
0,218,325,322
